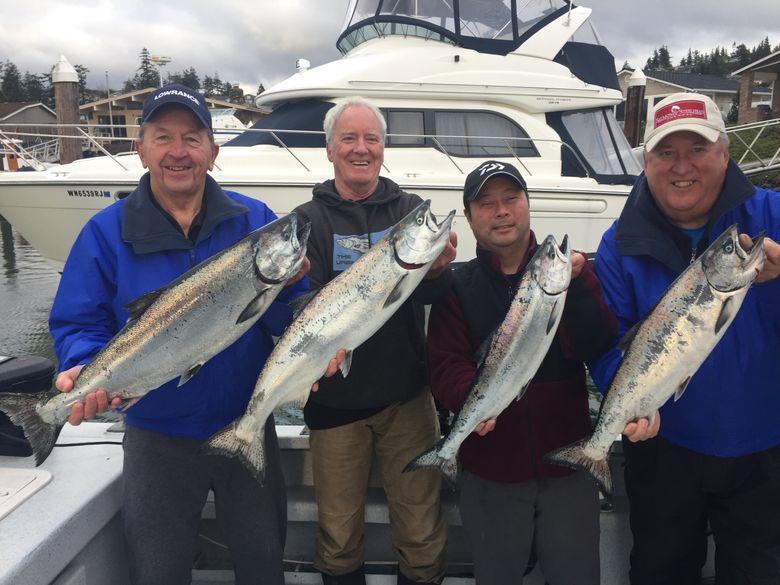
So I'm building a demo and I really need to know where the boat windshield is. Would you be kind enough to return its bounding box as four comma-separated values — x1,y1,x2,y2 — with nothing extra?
338,0,572,55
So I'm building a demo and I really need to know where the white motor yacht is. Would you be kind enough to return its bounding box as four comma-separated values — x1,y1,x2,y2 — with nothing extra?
0,0,641,272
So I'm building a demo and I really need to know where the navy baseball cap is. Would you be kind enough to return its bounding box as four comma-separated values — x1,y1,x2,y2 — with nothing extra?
141,84,212,130
463,160,528,207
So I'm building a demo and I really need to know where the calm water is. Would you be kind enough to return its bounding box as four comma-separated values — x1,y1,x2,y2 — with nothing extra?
0,216,59,365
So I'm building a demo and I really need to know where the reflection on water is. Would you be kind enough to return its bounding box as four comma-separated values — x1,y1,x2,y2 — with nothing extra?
0,215,59,365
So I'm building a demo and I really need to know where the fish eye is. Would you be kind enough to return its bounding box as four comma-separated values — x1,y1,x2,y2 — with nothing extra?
416,216,424,225
723,239,734,254
282,225,292,239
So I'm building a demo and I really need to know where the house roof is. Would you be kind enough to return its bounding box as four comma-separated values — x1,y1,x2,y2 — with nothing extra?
80,87,264,114
0,102,57,121
644,70,742,93
732,49,780,76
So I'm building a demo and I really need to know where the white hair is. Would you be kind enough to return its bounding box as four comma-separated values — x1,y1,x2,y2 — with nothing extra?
323,96,387,146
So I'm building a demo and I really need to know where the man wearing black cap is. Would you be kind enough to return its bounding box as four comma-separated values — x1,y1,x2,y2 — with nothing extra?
427,160,616,585
49,84,312,585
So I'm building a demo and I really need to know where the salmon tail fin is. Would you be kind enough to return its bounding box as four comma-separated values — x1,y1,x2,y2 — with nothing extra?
0,391,61,466
202,421,267,484
403,444,458,489
543,439,613,498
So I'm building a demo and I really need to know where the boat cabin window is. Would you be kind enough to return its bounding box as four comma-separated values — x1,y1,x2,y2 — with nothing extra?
433,111,537,157
384,108,538,158
224,99,332,147
386,111,426,146
547,107,641,184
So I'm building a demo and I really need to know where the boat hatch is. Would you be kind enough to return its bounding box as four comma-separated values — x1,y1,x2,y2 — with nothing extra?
0,467,52,521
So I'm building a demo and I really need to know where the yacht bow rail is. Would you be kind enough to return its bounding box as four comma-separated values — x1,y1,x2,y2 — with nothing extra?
726,118,780,176
0,122,593,180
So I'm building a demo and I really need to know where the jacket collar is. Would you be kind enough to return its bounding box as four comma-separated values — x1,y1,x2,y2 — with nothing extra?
476,230,539,281
312,176,402,207
122,172,248,254
614,159,755,272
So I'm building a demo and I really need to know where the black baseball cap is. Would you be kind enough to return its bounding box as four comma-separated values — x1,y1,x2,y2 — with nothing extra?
463,160,528,207
141,84,212,130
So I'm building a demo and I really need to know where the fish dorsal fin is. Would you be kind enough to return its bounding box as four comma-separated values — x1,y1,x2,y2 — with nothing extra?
178,363,203,387
674,376,691,402
289,289,319,320
236,291,269,325
617,321,642,355
382,274,408,309
714,297,736,336
124,288,164,322
338,350,354,378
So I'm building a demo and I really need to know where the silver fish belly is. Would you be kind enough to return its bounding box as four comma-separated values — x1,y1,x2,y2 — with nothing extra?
544,224,765,497
405,234,572,486
205,200,455,482
0,214,310,465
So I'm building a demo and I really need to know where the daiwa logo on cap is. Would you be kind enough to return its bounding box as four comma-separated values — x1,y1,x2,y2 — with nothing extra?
477,161,506,176
653,100,707,129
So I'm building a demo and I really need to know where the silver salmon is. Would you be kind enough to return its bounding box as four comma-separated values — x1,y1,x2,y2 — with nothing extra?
204,200,455,482
404,234,572,486
543,224,765,497
0,214,310,465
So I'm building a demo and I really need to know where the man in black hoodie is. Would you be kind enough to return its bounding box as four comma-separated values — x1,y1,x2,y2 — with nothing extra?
293,96,456,585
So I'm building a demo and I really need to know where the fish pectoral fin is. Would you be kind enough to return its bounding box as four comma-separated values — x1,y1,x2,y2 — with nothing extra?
673,376,692,402
178,363,204,387
289,289,319,319
714,297,736,336
124,287,165,322
382,274,408,309
236,291,269,324
515,381,531,402
117,396,141,413
546,298,564,334
338,350,354,378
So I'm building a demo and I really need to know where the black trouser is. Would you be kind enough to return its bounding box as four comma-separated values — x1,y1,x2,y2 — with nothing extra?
623,436,780,585
122,424,287,585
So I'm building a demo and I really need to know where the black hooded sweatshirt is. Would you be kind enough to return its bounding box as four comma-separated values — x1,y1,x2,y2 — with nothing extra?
293,177,452,430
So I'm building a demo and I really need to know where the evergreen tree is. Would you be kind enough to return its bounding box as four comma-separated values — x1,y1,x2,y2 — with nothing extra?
203,74,223,98
753,37,772,60
731,43,752,68
1,61,25,102
22,72,46,102
73,64,90,104
657,45,672,69
223,82,244,103
165,67,200,90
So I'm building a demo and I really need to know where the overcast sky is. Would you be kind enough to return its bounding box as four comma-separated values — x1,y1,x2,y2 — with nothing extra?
1,0,779,96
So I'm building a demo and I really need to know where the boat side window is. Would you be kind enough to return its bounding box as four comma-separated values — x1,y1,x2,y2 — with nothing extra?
433,111,538,157
386,111,425,146
548,108,641,184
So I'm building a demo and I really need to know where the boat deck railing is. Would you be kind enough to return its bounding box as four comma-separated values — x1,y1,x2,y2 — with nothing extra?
0,122,592,180
726,118,780,175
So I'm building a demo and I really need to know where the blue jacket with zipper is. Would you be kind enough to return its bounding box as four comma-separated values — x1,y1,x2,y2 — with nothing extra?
589,161,780,457
50,173,307,439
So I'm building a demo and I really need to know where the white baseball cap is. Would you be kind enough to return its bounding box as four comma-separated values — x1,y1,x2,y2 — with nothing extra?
644,92,726,152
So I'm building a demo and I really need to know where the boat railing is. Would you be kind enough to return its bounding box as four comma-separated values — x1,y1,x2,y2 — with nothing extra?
726,118,780,175
0,122,592,179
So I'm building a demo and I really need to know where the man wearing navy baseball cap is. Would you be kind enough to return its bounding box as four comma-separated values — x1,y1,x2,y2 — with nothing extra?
426,159,616,584
48,83,316,584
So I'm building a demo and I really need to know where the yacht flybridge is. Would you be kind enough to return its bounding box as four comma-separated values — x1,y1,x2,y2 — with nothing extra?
0,0,641,271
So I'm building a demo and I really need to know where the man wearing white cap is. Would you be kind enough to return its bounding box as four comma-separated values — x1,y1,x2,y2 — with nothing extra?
589,92,780,584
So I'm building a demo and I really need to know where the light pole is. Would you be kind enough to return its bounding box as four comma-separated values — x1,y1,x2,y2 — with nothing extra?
151,55,172,88
105,70,114,139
